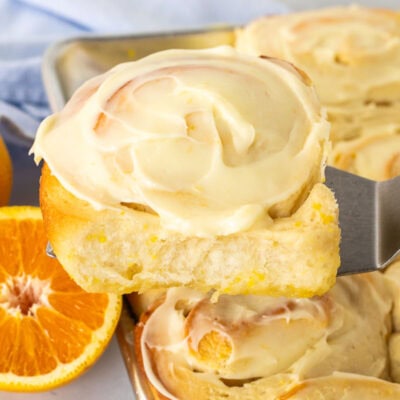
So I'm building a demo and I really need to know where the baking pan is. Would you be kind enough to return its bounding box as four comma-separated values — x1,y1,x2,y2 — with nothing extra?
42,27,235,400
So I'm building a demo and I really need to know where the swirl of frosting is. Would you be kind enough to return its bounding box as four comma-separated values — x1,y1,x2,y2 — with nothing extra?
32,47,329,236
137,274,392,400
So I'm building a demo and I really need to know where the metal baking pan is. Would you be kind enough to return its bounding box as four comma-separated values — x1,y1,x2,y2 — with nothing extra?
42,27,235,400
116,301,155,400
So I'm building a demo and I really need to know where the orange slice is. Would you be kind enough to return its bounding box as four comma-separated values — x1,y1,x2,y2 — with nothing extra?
0,136,12,205
0,206,122,391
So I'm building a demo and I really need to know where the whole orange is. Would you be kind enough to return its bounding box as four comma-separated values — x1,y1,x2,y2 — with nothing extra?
0,136,12,205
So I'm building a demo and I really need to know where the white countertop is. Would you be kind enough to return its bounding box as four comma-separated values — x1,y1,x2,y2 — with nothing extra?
0,337,134,400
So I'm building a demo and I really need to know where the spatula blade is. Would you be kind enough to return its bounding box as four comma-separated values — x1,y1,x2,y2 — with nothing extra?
325,166,378,275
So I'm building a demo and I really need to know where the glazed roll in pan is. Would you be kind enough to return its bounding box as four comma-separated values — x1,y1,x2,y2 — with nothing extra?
131,263,400,400
237,5,400,180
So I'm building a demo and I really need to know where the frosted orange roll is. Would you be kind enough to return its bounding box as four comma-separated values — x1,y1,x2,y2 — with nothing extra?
32,47,339,296
236,5,400,175
134,273,400,400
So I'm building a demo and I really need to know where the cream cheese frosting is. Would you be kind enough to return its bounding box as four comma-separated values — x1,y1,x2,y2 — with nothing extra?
32,47,329,236
139,273,393,399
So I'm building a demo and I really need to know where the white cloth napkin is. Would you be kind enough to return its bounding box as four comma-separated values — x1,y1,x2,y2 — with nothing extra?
0,0,288,141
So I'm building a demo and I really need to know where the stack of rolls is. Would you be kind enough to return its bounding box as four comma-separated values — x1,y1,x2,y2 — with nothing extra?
236,5,400,181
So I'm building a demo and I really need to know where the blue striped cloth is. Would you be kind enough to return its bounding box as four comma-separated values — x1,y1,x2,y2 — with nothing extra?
0,0,288,142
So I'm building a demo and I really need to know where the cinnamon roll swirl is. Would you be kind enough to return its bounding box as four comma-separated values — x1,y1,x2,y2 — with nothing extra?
133,272,399,400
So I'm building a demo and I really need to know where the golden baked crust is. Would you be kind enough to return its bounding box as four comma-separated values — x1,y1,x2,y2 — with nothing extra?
40,163,339,296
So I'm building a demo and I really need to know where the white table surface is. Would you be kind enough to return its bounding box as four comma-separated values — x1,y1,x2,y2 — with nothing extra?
1,143,135,400
0,337,134,400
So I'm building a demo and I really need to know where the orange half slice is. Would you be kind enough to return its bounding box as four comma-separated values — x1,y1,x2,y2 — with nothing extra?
0,206,122,391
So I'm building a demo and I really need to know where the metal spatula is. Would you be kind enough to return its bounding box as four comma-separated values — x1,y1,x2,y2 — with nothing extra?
46,166,400,276
325,166,400,275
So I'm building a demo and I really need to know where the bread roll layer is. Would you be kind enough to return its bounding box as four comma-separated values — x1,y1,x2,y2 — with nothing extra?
40,163,339,296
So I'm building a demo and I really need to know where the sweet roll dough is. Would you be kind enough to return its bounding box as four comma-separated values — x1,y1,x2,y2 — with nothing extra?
33,47,340,296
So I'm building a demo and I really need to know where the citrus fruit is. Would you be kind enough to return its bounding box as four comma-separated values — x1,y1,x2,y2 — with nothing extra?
0,136,12,205
0,206,122,391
